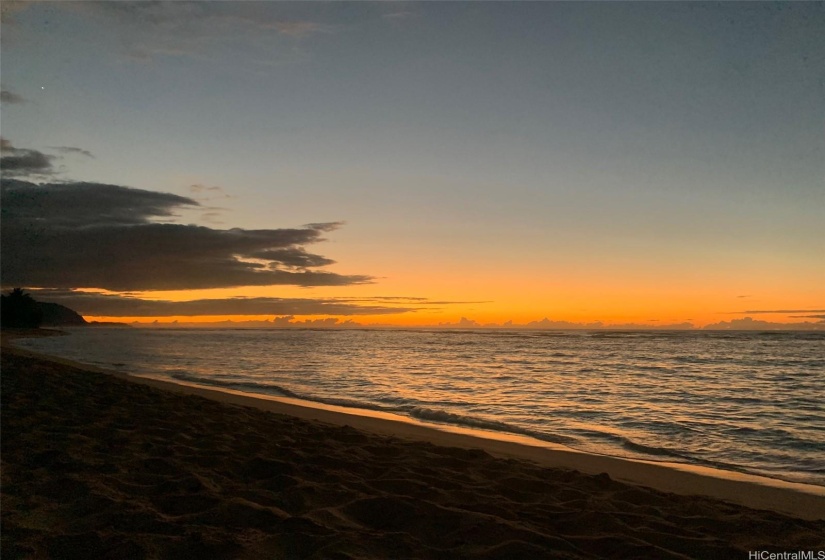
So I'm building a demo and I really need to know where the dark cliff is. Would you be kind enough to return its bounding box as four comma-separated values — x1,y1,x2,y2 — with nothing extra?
37,302,88,327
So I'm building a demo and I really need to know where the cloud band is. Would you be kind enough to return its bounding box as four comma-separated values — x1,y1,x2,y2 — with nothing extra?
1,178,370,291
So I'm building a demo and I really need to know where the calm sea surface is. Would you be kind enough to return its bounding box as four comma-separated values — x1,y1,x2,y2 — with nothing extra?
14,328,825,486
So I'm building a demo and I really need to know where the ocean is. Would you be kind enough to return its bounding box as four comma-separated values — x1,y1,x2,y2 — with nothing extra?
13,327,825,486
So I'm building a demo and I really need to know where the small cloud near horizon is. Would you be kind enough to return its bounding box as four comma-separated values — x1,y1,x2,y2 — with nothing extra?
271,316,361,327
724,309,825,314
49,146,95,158
0,89,26,104
702,317,824,331
189,184,235,199
190,183,225,194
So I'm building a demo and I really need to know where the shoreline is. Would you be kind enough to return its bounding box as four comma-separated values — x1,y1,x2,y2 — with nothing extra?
8,327,822,493
3,338,824,558
120,376,825,519
4,339,824,521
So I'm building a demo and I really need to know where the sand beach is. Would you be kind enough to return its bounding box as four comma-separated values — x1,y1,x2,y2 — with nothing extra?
2,336,824,559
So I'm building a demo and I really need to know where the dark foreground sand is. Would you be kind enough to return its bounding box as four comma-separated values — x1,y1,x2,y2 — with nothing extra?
2,348,824,559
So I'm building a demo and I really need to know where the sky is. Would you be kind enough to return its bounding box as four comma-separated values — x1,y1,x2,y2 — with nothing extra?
1,1,823,329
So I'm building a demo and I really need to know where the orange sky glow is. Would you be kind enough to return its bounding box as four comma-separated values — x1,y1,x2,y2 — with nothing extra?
2,3,822,330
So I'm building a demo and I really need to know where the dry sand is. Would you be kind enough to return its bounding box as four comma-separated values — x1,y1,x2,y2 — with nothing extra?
2,338,824,559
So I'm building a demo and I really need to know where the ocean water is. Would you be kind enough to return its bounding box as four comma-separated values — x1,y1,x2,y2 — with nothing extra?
13,328,825,486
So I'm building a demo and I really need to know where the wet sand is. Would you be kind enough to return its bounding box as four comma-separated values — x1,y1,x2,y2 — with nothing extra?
2,341,824,559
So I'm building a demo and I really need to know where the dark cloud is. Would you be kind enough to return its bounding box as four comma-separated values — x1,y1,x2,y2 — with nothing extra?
1,179,371,291
50,146,95,158
17,290,483,318
248,248,336,268
0,139,54,177
25,290,414,317
0,89,26,104
303,222,344,233
0,150,53,175
1,178,197,227
790,315,825,320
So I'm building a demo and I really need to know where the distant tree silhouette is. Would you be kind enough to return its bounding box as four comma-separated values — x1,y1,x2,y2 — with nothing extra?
1,288,44,328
